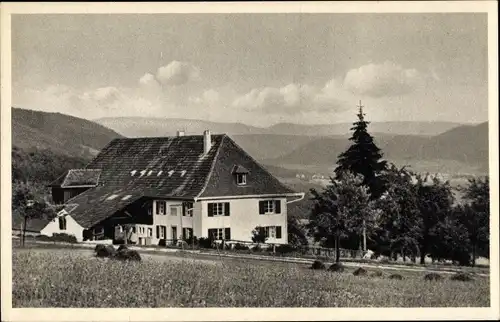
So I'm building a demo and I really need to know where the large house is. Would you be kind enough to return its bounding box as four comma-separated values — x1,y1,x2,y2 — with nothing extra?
42,130,304,245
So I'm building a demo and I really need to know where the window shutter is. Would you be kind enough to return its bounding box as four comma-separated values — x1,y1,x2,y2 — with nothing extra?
259,201,265,214
155,201,159,215
275,200,281,214
276,226,282,239
182,203,186,216
208,203,214,217
224,228,231,240
224,202,230,216
208,229,216,239
156,226,160,239
182,228,186,239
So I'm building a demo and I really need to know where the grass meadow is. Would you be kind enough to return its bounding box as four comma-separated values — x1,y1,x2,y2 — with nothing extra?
12,247,490,308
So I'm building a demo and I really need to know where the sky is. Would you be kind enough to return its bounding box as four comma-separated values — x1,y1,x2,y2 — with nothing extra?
11,13,489,126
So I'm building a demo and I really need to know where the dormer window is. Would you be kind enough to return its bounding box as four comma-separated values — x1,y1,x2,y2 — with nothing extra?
232,165,249,186
236,173,247,185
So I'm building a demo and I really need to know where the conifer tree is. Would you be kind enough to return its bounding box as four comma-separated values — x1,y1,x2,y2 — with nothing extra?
335,101,387,199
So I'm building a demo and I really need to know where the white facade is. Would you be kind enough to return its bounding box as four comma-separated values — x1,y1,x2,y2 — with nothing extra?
145,196,288,245
40,215,85,242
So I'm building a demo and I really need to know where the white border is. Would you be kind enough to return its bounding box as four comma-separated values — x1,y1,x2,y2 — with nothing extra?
1,2,499,321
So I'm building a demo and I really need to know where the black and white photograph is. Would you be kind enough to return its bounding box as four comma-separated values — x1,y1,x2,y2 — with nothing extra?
1,1,498,321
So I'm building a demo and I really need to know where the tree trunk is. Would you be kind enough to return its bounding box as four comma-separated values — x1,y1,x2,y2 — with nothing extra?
22,216,28,247
419,245,426,264
335,230,341,264
472,243,476,267
362,219,367,252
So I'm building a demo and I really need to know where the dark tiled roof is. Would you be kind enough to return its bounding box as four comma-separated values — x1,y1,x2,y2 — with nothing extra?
199,137,296,197
61,169,101,188
63,186,144,228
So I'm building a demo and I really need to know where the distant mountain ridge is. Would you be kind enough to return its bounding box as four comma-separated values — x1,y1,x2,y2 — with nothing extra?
12,107,124,159
94,116,465,137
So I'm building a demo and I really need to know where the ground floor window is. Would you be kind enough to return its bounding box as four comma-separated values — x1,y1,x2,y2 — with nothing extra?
156,225,167,239
262,226,282,239
58,216,67,230
182,227,193,239
208,228,231,240
147,227,152,237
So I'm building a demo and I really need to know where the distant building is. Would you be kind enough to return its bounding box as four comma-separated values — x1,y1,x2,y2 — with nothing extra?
43,130,304,245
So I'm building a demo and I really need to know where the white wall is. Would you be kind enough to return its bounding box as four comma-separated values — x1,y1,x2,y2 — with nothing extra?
151,199,198,244
40,215,85,242
200,197,288,244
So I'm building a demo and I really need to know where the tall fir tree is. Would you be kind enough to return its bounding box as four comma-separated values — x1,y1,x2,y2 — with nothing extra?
335,101,387,199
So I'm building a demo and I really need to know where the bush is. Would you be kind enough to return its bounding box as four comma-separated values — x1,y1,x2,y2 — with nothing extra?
252,244,262,252
95,245,116,258
310,260,326,270
185,236,198,246
371,271,383,277
37,233,77,243
388,274,403,280
353,267,367,276
112,238,125,245
450,273,473,282
114,249,141,262
328,262,344,272
234,243,250,251
198,237,213,249
117,245,129,252
275,244,297,254
424,273,443,281
158,239,167,247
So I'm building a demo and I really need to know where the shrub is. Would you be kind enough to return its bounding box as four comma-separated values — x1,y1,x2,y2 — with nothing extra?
94,244,106,253
112,238,125,245
158,239,167,247
450,273,473,282
234,243,250,251
328,262,344,272
388,273,403,280
198,237,213,249
114,249,141,262
424,273,443,281
352,267,367,276
117,245,129,252
37,233,77,243
95,245,116,258
275,244,297,254
252,244,262,252
310,260,326,270
185,236,198,246
371,271,383,277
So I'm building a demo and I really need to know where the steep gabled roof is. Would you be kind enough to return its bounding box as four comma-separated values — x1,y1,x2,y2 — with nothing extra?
83,135,224,197
61,186,145,228
62,169,101,188
198,136,296,197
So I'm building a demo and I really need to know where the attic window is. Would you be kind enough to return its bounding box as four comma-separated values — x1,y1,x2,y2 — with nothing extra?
233,165,249,186
236,173,247,185
157,171,163,176
122,195,132,201
131,170,137,176
180,170,187,177
147,170,153,176
168,170,174,177
106,194,119,201
139,170,146,177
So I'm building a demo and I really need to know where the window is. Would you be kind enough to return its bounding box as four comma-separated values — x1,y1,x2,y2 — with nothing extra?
262,226,282,239
156,225,167,239
236,173,247,185
208,202,230,217
58,216,67,230
170,205,179,216
156,201,166,215
208,228,231,240
147,228,152,237
184,202,194,217
259,200,282,215
106,194,119,201
122,195,132,201
182,228,193,239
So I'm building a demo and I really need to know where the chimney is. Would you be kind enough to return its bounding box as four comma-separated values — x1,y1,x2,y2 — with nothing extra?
203,130,211,154
177,130,185,137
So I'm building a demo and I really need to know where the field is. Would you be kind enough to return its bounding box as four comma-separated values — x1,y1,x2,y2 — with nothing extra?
12,247,490,308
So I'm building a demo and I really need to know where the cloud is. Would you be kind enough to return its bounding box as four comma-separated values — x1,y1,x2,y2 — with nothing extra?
81,86,123,106
232,83,348,115
189,89,220,107
343,61,421,98
155,61,200,86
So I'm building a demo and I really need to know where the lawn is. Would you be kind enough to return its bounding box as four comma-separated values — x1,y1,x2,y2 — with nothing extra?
12,247,490,308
